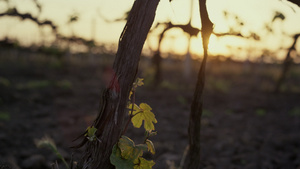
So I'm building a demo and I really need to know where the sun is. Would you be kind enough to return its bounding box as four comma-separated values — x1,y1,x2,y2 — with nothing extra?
207,35,229,56
188,34,232,58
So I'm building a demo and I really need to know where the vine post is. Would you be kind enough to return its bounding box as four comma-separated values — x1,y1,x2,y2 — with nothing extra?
184,0,213,168
274,34,299,93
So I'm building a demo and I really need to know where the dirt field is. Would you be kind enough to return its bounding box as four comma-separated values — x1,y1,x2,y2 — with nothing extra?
0,50,300,169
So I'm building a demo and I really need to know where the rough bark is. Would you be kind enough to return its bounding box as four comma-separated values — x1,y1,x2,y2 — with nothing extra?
79,0,160,168
185,0,213,168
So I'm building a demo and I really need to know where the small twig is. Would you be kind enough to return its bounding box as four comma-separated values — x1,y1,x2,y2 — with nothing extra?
122,89,136,135
143,133,150,144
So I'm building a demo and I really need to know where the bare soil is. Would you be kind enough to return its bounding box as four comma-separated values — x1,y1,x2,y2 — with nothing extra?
0,52,300,169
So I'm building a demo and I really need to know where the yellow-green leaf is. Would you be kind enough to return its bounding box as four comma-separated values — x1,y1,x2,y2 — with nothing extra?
145,139,155,155
134,157,155,169
127,103,141,115
118,136,147,161
131,103,157,130
134,78,144,87
139,103,151,111
129,90,133,99
85,126,97,141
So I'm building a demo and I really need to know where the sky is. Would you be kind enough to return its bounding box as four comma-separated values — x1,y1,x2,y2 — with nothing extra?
0,0,300,61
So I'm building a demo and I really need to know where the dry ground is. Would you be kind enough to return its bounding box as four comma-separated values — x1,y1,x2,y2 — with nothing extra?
0,51,300,169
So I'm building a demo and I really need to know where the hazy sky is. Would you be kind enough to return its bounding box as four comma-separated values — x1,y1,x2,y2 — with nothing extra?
0,0,299,60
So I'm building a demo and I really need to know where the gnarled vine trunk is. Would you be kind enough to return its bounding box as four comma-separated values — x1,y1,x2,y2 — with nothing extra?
79,0,160,168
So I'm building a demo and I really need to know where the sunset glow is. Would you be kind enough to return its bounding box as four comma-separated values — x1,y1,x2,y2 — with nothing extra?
0,0,299,60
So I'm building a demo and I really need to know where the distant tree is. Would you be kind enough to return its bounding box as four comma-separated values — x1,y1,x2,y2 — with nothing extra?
274,0,300,92
0,1,96,51
67,11,80,37
0,7,57,32
274,33,300,92
97,8,130,22
151,4,260,86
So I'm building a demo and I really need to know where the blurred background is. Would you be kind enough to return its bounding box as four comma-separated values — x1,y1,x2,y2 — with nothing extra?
0,0,300,169
0,0,299,60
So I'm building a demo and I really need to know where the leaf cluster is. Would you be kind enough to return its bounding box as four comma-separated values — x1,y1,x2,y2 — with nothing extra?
110,136,155,169
111,78,157,169
128,78,157,131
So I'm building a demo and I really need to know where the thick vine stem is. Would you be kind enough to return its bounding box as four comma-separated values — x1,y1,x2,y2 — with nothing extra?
80,0,160,168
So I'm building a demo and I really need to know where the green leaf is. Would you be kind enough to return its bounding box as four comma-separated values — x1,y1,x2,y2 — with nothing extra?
134,157,155,169
131,103,157,131
145,139,155,155
118,136,147,161
110,144,135,169
85,126,97,141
